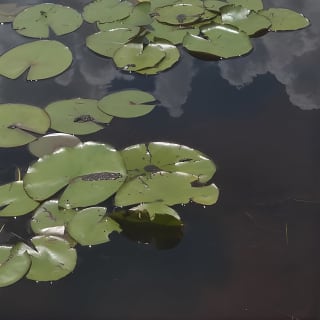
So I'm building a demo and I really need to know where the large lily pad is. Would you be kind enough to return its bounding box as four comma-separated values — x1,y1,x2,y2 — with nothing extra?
67,207,121,246
121,142,216,182
0,40,72,80
45,98,113,135
115,171,219,206
0,181,39,217
258,8,310,31
98,90,156,118
150,0,179,11
227,0,263,11
26,235,77,281
0,3,30,23
13,3,83,38
0,244,31,287
23,142,127,209
0,103,50,147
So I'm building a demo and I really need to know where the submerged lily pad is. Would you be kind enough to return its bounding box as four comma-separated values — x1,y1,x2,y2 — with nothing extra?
28,133,81,158
259,8,310,31
98,90,156,118
0,104,50,147
115,171,219,206
23,142,127,209
13,3,83,38
67,207,121,246
0,181,39,217
0,40,72,80
121,142,216,182
0,244,31,287
45,98,113,135
0,3,30,23
26,235,77,281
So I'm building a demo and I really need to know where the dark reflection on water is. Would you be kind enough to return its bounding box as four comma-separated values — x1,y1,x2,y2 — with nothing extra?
1,0,320,319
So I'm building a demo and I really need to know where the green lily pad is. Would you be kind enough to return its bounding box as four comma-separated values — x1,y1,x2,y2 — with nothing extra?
220,5,271,36
227,0,263,11
23,142,127,209
45,98,113,135
30,200,76,237
203,0,228,12
121,142,216,182
28,133,81,158
115,171,219,206
13,3,83,38
83,0,133,23
155,3,204,25
0,40,73,80
0,3,30,23
0,181,39,217
26,235,77,281
0,244,31,287
0,103,50,147
86,27,140,58
258,8,310,31
150,0,179,11
113,42,165,72
67,207,121,246
183,25,252,58
136,42,180,75
98,90,156,118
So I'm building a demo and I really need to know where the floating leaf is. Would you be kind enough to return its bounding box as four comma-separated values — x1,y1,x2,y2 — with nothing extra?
227,0,263,11
204,0,228,12
0,103,50,147
121,142,216,182
13,3,83,38
0,40,72,80
98,90,156,118
23,142,127,209
259,8,310,31
86,27,140,58
0,3,30,23
113,42,165,72
26,235,77,281
0,181,39,217
0,244,31,287
115,171,219,206
28,133,81,158
150,0,179,11
45,98,113,135
67,207,121,246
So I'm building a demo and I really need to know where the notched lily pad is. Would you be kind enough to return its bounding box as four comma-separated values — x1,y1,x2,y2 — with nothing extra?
13,3,83,38
0,40,72,80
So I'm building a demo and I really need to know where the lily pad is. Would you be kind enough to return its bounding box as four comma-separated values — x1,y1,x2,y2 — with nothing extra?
67,207,121,246
258,8,310,31
227,0,263,11
0,3,30,23
28,133,81,158
13,3,83,38
86,27,140,58
23,142,127,209
98,90,156,118
121,142,216,182
0,40,72,80
0,244,31,287
83,0,133,23
45,98,113,135
0,103,50,147
0,181,39,217
150,0,179,11
204,0,228,12
26,235,77,281
115,171,219,206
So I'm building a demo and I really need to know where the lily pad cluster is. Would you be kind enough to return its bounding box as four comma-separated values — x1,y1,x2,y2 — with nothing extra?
0,141,218,286
0,89,156,147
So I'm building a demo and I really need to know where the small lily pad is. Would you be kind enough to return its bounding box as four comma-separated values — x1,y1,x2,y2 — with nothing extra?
23,142,127,209
0,3,30,23
0,40,72,80
45,98,113,135
0,181,39,217
67,207,121,246
98,90,156,118
204,0,228,12
0,103,50,147
258,8,310,31
13,3,83,38
227,0,263,11
28,133,81,158
26,235,77,281
0,244,31,287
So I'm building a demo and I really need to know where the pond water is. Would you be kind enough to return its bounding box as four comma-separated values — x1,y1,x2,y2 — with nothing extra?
1,0,320,319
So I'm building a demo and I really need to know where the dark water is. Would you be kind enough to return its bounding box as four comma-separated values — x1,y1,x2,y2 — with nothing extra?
1,0,320,319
